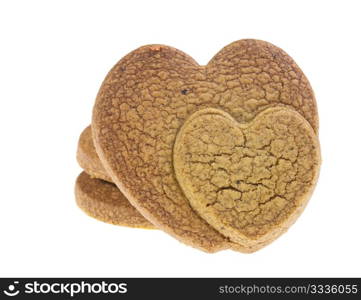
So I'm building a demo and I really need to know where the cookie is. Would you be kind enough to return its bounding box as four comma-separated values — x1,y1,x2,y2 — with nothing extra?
75,171,155,229
76,127,298,252
92,39,320,252
76,127,270,252
77,126,112,182
174,107,320,248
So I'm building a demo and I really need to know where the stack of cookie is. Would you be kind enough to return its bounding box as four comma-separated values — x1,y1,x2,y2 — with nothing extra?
75,39,321,253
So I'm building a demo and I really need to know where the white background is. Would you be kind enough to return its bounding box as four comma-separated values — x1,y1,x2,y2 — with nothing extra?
0,0,360,277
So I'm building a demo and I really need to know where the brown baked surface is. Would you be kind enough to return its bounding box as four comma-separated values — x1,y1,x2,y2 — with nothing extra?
75,126,266,252
77,126,112,182
92,39,319,252
75,171,155,229
174,107,320,248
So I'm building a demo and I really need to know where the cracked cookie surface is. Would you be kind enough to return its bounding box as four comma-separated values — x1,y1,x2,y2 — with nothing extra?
77,126,112,182
92,39,319,252
76,126,274,252
76,125,293,253
75,172,155,229
174,107,320,247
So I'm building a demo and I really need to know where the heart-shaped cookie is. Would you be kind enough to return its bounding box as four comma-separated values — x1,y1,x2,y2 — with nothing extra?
75,171,155,229
75,127,261,252
76,125,294,253
77,126,112,182
92,39,319,252
174,107,320,247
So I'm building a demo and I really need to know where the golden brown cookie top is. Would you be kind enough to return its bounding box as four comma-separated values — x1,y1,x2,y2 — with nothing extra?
77,126,112,182
207,40,318,133
174,107,321,247
92,39,319,252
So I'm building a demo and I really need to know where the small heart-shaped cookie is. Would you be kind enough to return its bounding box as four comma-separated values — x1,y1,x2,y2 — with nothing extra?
77,126,112,182
174,107,320,247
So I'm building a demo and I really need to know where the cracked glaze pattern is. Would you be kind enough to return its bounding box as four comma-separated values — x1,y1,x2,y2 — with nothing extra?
92,39,319,252
174,107,320,247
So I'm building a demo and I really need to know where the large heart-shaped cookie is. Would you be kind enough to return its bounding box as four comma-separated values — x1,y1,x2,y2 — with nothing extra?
174,107,320,247
92,39,319,252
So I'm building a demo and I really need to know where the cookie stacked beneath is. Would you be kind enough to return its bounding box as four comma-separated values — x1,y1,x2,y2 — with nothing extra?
76,126,155,229
75,39,321,253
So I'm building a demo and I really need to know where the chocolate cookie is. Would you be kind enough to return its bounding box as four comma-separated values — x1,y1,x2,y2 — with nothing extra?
91,39,320,252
